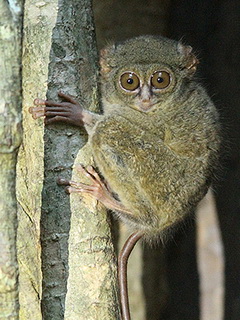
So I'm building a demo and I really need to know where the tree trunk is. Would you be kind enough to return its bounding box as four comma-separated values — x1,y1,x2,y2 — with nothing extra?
16,0,58,317
65,146,120,320
16,0,119,319
0,0,23,318
197,190,224,320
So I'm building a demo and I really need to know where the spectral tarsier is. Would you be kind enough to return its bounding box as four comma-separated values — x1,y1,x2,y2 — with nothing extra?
29,36,220,320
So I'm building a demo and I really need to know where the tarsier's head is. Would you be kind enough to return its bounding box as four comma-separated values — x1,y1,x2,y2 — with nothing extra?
100,35,199,113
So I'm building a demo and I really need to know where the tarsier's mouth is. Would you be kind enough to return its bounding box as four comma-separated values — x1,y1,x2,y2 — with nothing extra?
137,101,156,112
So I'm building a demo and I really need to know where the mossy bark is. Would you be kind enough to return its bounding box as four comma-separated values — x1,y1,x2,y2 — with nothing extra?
0,0,23,318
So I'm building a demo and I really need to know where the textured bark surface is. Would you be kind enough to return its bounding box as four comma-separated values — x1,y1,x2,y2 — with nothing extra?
65,146,120,320
39,1,99,318
16,1,58,319
0,0,23,318
17,0,120,319
197,190,224,320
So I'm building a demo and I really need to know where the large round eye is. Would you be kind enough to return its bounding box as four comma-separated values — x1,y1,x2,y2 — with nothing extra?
151,71,171,89
120,72,140,91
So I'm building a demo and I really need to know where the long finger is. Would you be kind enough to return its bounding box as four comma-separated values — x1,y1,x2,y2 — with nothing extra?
86,165,101,182
45,107,70,112
45,110,70,117
34,98,64,107
58,92,78,104
45,116,73,125
29,106,45,114
66,185,96,194
76,165,97,183
65,186,83,194
29,106,45,119
69,180,94,191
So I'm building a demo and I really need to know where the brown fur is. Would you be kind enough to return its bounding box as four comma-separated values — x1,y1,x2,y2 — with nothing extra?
89,35,220,240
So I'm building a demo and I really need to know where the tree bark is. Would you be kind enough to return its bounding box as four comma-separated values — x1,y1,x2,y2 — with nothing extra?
197,190,224,320
64,146,120,320
16,0,119,319
16,1,58,318
0,0,23,318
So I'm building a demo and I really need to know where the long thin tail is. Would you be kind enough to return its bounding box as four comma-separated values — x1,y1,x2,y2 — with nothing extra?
118,231,144,320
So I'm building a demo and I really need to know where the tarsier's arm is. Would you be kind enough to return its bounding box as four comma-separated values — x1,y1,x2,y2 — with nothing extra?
29,92,100,131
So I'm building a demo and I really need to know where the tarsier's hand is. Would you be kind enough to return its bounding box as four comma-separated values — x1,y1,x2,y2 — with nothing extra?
29,92,84,127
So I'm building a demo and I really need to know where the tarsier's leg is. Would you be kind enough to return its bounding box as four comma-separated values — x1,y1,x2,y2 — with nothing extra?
58,165,143,320
59,164,133,215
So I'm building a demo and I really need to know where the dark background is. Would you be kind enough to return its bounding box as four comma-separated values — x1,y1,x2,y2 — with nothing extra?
93,1,240,319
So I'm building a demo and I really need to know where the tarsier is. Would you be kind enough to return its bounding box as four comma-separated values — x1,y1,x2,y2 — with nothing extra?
30,36,220,320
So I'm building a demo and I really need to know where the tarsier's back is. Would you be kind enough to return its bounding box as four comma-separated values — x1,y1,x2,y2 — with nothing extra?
90,36,220,239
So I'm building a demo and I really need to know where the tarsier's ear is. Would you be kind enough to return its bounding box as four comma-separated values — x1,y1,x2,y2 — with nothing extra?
99,44,116,77
177,43,199,74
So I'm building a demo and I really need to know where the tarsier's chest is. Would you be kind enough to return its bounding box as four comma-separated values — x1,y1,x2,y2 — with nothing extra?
90,115,209,194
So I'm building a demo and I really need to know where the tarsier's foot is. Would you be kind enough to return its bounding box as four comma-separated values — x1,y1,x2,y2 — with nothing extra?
29,92,84,126
58,165,131,214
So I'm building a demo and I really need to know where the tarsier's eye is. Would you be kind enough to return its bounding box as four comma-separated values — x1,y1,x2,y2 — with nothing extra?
120,72,140,91
151,71,171,89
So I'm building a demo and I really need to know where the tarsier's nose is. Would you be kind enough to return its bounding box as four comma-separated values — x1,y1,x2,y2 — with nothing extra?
140,84,152,101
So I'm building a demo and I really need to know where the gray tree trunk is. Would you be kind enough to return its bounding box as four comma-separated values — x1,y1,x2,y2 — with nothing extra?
16,0,119,319
0,0,23,318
